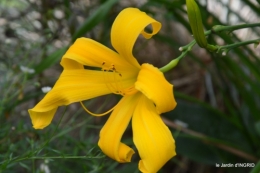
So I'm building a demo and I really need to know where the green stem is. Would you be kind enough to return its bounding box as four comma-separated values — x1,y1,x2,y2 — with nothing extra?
160,40,196,73
217,38,260,54
34,106,67,155
211,23,260,34
9,107,67,164
13,155,105,163
160,22,260,73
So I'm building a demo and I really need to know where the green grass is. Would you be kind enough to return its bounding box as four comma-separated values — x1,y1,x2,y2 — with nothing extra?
0,0,260,172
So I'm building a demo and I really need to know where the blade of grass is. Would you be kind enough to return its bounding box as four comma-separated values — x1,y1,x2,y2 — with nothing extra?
33,47,67,75
71,0,119,42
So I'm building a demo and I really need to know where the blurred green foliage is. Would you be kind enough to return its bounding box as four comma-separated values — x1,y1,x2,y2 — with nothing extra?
0,0,260,173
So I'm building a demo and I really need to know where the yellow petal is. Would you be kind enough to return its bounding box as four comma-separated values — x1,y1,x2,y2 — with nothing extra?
111,8,161,68
61,37,139,74
135,64,177,114
29,69,135,129
98,93,142,162
132,95,176,173
29,108,57,129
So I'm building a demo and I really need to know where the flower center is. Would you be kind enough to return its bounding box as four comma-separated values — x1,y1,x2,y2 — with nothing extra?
79,62,138,117
101,62,137,96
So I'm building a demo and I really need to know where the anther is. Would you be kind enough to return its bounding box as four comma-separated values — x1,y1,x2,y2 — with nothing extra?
102,62,105,65
101,62,137,96
111,64,116,71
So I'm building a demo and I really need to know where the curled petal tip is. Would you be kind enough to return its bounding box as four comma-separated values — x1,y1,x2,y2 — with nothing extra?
28,108,57,130
119,145,135,162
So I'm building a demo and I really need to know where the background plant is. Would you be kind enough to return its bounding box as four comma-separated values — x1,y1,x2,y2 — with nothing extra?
0,0,260,173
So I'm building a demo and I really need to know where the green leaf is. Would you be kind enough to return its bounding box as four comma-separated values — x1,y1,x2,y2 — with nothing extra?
250,160,260,173
117,163,138,173
175,134,220,164
242,0,260,16
255,121,260,136
163,98,255,160
254,42,259,49
19,162,30,170
0,0,28,10
3,91,42,113
71,0,119,42
34,47,67,74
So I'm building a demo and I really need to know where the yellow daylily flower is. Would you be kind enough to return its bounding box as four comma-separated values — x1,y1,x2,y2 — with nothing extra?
28,8,177,173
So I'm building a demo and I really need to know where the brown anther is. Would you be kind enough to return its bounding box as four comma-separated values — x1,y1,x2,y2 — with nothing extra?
111,64,116,71
102,62,105,65
119,73,122,77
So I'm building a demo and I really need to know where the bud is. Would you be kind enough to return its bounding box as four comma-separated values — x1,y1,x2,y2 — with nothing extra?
170,58,180,69
186,0,208,48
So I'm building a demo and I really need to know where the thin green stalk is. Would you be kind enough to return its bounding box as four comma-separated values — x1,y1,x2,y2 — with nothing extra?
9,107,67,165
160,40,196,73
211,23,260,34
13,155,105,163
34,106,68,155
160,22,260,73
32,159,35,173
217,38,260,54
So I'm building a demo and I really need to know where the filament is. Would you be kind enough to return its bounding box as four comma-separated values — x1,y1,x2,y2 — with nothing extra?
80,101,117,116
101,62,137,96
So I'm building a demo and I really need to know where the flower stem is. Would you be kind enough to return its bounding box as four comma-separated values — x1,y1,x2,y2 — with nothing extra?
217,38,260,54
34,106,67,155
8,107,67,165
160,40,196,73
12,155,105,163
160,22,260,73
211,23,260,33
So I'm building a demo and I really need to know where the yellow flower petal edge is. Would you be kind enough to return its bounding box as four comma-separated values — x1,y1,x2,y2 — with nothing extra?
61,38,139,74
98,93,142,162
132,95,176,173
111,8,161,68
29,108,57,129
135,63,177,114
28,69,121,129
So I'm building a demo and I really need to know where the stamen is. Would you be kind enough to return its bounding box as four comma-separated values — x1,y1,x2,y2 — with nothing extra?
102,63,118,95
80,101,117,116
112,69,123,94
101,62,137,96
123,86,138,95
